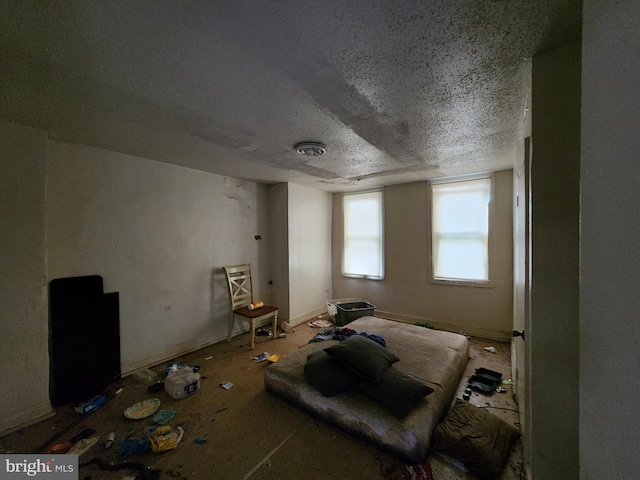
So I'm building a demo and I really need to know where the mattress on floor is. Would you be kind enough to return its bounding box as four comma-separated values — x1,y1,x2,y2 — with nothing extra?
264,316,469,463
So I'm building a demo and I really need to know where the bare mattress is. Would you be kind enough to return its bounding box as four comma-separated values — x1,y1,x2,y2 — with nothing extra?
264,316,469,463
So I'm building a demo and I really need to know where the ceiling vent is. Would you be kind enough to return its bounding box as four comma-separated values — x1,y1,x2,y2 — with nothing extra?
294,142,327,156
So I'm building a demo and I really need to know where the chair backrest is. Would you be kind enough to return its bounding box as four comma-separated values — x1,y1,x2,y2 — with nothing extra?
223,264,254,310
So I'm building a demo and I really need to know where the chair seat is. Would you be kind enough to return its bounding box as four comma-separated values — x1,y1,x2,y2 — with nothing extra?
234,305,278,318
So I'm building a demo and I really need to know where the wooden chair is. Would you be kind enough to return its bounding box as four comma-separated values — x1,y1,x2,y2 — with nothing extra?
223,264,278,349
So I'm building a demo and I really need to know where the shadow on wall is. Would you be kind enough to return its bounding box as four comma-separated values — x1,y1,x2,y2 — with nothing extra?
210,267,231,339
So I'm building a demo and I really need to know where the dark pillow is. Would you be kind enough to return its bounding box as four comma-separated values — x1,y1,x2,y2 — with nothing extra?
304,350,361,396
358,366,434,417
433,399,520,480
324,335,399,382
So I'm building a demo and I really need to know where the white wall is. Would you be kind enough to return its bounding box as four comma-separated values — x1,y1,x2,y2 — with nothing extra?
287,183,332,323
581,2,640,478
0,126,332,433
511,137,530,465
0,121,52,433
269,183,290,321
530,41,581,479
332,172,514,339
46,142,272,374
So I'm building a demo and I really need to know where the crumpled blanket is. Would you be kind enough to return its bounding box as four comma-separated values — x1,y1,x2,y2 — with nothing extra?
309,326,386,347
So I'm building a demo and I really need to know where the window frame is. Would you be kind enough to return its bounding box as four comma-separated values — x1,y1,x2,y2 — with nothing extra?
428,174,495,288
341,188,385,280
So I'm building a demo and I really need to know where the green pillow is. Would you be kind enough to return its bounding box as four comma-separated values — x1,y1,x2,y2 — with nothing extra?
324,335,399,382
304,350,361,396
358,366,434,417
433,399,520,480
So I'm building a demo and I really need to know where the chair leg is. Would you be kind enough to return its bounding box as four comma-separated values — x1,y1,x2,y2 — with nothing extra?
271,312,278,339
227,313,234,342
249,320,256,349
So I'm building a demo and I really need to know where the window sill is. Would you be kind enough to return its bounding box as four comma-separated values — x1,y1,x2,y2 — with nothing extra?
429,278,495,288
341,273,385,281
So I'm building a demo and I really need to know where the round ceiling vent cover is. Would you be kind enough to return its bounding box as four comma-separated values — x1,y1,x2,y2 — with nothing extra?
294,142,327,156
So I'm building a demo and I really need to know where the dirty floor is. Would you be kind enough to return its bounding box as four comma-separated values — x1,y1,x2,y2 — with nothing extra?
1,317,523,480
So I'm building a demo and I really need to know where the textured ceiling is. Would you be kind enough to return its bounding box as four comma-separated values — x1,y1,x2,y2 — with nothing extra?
0,1,581,192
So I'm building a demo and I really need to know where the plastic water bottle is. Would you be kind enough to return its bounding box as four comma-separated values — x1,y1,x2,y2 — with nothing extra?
248,301,264,310
164,367,201,400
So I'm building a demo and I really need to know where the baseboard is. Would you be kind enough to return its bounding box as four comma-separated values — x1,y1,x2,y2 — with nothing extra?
286,306,328,328
376,310,512,341
121,333,227,375
0,403,55,438
123,309,509,374
122,318,286,375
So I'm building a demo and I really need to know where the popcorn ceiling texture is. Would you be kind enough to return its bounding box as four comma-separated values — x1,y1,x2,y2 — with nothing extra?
0,1,581,191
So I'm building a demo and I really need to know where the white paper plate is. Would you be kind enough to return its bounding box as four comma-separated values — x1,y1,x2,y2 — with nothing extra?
124,398,161,419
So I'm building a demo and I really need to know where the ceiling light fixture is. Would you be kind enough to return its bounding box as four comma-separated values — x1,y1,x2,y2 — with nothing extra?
294,142,327,156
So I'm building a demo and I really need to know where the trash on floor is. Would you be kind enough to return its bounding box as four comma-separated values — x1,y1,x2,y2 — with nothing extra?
132,368,159,385
194,438,206,444
251,352,269,362
415,322,433,329
104,432,115,449
483,346,497,353
281,321,292,332
44,441,72,454
70,428,97,443
463,387,472,401
405,462,433,480
467,368,503,394
41,428,95,454
165,365,200,399
148,425,184,452
164,362,200,376
73,395,107,415
119,431,152,456
67,435,100,456
153,409,177,425
220,382,234,390
124,398,161,419
308,319,332,328
432,451,469,473
267,354,284,362
147,382,165,393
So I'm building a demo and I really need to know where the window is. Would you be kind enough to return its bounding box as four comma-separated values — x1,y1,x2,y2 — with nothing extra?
431,177,490,282
342,190,384,279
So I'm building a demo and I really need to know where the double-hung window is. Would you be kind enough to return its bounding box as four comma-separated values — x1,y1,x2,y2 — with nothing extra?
342,190,384,279
431,177,491,283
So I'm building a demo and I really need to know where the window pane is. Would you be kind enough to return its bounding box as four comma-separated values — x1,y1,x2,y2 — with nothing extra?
343,191,383,278
434,238,487,280
344,239,381,276
432,178,490,281
345,197,380,237
434,191,488,234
